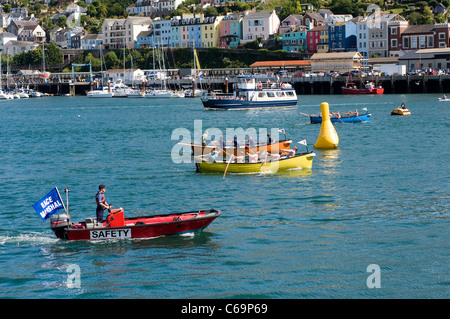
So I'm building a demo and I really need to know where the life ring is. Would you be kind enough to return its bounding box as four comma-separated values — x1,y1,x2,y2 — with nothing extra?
281,83,285,89
258,84,262,90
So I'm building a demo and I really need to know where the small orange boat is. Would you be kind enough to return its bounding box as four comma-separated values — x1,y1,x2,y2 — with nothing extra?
191,139,292,158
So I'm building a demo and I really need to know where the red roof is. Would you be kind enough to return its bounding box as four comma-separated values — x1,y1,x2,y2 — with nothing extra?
250,60,311,68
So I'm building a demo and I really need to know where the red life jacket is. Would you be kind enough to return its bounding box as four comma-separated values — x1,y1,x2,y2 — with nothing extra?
95,191,105,205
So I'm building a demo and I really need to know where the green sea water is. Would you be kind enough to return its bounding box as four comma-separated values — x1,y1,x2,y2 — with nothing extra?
0,93,448,299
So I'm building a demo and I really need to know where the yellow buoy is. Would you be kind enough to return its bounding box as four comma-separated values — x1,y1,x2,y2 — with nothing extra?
314,102,339,149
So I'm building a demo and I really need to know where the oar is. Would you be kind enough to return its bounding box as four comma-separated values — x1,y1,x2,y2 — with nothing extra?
223,155,234,178
300,112,311,117
263,152,268,176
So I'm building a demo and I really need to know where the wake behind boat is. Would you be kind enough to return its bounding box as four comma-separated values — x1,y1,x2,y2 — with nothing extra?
201,75,297,109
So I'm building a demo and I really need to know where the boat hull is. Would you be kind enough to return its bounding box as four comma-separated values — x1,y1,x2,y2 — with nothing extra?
202,98,297,109
341,87,384,95
310,113,371,123
53,209,221,241
391,108,411,116
196,152,315,174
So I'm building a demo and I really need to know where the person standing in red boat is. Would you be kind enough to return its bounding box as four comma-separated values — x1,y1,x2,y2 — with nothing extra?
95,184,110,223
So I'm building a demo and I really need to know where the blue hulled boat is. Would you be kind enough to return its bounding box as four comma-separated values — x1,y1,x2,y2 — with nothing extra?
308,112,371,123
201,76,298,109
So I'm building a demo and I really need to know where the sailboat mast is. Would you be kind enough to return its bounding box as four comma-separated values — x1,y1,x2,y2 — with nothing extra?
42,42,46,74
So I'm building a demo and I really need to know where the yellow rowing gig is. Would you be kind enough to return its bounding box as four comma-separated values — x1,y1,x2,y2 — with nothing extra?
195,152,316,174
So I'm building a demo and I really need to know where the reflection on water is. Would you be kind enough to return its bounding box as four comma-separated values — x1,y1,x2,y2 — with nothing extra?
315,149,341,175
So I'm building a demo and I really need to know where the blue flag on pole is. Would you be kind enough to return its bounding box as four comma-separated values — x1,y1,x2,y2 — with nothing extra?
32,187,65,221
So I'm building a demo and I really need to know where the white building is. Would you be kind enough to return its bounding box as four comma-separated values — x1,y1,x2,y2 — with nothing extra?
102,17,152,49
4,40,39,56
0,31,18,52
356,18,369,58
241,10,280,44
81,33,103,50
127,0,186,18
105,68,146,86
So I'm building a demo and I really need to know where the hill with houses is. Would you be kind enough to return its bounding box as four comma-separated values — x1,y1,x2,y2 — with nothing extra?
1,0,450,71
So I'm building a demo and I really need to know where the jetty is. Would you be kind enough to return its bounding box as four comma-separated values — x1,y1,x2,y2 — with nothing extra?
4,72,450,96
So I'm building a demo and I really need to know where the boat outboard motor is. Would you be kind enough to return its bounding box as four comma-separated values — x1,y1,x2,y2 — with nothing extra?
50,214,69,239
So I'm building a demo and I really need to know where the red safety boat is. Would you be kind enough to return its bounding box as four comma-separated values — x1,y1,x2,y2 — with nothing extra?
50,208,221,241
341,81,384,94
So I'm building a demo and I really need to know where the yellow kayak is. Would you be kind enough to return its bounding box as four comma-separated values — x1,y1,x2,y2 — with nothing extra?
196,152,316,174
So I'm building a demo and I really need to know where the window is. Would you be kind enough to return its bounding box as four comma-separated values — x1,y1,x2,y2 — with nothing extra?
403,37,409,48
391,27,398,35
411,37,417,49
428,36,434,47
439,32,446,39
391,39,397,47
418,36,426,48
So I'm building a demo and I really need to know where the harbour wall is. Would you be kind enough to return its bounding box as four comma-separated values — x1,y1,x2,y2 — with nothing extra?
17,74,450,95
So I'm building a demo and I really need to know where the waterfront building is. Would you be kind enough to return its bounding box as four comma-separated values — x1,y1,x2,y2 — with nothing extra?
102,18,125,49
81,33,103,50
282,26,307,53
0,31,17,52
328,19,357,52
310,51,363,72
200,15,223,48
303,12,324,29
136,30,153,48
387,15,408,57
153,19,172,47
102,17,152,49
170,17,181,48
279,15,303,34
322,14,353,26
4,40,39,56
356,18,369,58
398,48,450,71
49,27,66,48
126,0,186,19
7,20,46,44
241,10,280,44
364,12,405,58
307,25,328,53
218,13,243,49
105,68,146,86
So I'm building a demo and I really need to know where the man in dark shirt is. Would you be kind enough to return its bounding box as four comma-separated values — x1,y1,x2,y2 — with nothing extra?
95,184,110,223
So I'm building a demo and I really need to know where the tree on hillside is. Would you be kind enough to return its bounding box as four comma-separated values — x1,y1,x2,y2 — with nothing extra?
45,42,63,66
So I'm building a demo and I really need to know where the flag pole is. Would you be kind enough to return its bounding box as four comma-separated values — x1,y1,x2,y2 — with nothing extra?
64,187,71,222
55,186,70,222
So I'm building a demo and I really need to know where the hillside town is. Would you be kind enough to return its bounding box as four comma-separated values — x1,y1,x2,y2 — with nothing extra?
1,1,450,73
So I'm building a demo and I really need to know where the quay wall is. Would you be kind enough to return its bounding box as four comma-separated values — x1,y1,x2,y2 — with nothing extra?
17,74,450,95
